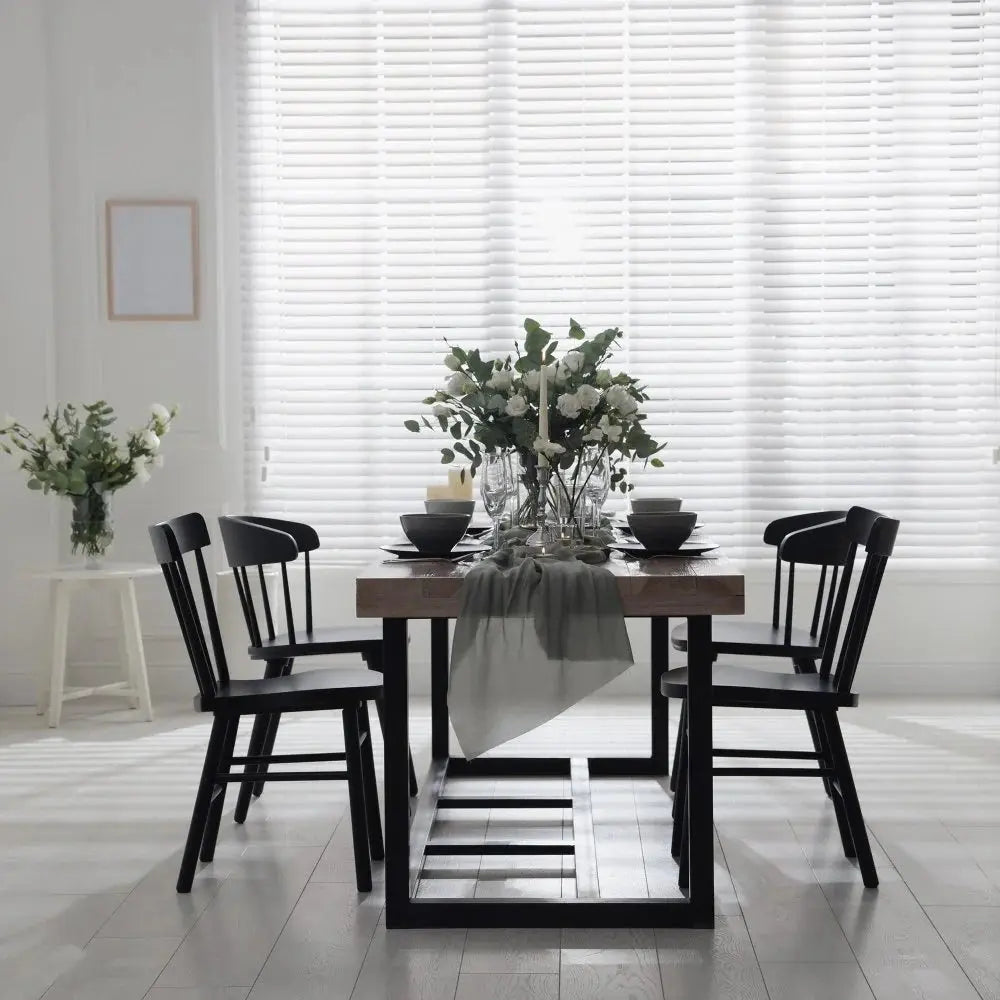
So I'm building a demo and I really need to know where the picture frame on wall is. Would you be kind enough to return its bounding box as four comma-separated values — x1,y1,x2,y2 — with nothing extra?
105,199,199,321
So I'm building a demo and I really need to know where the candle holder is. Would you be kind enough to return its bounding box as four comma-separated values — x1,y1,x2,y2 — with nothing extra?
525,464,559,551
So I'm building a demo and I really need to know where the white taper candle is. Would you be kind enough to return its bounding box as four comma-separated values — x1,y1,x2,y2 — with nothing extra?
537,364,550,467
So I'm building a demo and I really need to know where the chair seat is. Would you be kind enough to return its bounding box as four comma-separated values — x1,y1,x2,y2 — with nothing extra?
661,663,858,710
207,667,384,714
671,619,822,658
248,624,382,660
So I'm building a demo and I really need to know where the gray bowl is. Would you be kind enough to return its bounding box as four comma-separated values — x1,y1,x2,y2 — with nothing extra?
424,499,476,516
400,513,472,554
630,497,683,514
627,511,697,552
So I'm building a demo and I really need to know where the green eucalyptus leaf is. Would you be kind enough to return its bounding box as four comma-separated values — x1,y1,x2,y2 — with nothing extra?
441,448,455,464
568,318,586,340
454,441,473,460
449,422,463,439
403,419,420,432
650,457,664,468
26,478,42,490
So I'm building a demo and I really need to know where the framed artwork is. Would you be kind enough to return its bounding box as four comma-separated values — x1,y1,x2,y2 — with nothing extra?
105,199,199,320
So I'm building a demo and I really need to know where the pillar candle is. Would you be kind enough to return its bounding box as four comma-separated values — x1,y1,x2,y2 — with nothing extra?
538,365,550,467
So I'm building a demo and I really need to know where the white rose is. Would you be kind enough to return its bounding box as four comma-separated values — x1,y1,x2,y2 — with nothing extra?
444,354,462,371
533,437,565,460
132,458,151,484
556,392,582,419
605,385,639,417
486,370,514,393
583,425,604,443
115,444,130,463
432,403,451,418
0,414,15,432
522,370,541,392
553,365,569,385
562,351,585,374
446,372,472,396
487,393,507,413
598,414,623,442
595,369,612,387
49,448,67,465
141,429,160,452
505,394,529,418
150,403,171,423
575,384,601,410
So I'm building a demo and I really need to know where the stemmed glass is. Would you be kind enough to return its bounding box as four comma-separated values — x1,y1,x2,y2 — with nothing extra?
480,452,511,551
581,446,611,533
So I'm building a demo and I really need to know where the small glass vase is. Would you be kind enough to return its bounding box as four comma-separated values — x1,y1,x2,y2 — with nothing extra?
70,491,114,568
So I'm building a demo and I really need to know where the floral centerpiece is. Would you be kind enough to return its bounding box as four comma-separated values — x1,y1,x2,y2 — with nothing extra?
404,318,664,529
0,401,177,563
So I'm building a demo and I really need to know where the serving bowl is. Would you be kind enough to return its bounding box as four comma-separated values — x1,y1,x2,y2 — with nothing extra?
630,497,683,514
424,499,476,516
400,513,472,555
626,511,697,552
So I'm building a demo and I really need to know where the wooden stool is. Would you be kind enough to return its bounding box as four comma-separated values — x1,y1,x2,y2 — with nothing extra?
36,564,157,727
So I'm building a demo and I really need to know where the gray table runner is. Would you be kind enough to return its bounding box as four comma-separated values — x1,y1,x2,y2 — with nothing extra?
450,548,634,759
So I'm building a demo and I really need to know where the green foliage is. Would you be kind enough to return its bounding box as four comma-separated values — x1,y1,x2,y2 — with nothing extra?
0,401,178,499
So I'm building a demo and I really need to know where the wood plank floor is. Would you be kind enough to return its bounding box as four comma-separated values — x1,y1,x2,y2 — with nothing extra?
0,696,997,999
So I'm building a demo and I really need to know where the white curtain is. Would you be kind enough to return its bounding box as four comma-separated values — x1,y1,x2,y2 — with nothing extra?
237,0,1000,563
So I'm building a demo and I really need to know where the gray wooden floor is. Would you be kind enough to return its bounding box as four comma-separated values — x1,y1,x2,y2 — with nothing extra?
0,696,998,999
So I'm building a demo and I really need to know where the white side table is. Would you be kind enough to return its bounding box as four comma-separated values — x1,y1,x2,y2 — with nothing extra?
36,564,159,727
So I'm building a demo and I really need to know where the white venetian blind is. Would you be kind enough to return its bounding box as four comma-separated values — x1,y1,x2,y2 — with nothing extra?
237,0,1000,563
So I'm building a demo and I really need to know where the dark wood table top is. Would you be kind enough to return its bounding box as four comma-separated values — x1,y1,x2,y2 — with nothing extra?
356,552,745,619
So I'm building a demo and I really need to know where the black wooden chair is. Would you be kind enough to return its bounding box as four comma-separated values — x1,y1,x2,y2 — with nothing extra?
218,514,418,818
149,513,384,894
668,509,851,792
664,507,898,889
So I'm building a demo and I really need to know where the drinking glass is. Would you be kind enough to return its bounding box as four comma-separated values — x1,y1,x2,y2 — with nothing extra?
582,446,611,532
480,452,511,550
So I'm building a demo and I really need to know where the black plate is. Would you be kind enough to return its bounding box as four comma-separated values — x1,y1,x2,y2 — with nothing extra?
609,540,719,558
381,541,489,560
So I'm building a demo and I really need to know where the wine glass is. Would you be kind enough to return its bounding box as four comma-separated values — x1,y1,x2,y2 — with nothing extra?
480,452,511,550
582,446,611,533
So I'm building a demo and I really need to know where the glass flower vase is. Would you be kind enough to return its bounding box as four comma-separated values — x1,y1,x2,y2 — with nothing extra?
70,491,114,567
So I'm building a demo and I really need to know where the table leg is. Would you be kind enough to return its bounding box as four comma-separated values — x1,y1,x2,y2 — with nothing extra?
47,581,71,728
383,618,410,925
120,579,154,721
650,617,670,775
685,614,714,926
430,618,449,761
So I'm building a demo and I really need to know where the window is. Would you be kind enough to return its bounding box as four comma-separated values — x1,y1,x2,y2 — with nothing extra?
237,0,1000,563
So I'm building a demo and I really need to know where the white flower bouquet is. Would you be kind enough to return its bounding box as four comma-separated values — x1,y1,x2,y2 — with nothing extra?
0,401,177,559
405,318,664,526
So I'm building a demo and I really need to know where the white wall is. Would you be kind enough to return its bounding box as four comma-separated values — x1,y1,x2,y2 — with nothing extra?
0,0,997,703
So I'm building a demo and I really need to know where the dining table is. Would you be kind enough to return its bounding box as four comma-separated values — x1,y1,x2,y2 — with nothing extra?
355,550,745,928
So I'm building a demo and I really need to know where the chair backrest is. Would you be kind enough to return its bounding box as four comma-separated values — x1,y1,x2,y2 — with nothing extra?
762,510,849,647
148,513,229,706
831,513,899,693
234,516,319,634
777,505,887,679
217,515,303,649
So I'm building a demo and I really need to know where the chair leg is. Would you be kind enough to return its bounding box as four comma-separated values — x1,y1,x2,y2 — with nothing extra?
794,658,833,799
669,699,686,794
814,710,855,857
824,711,877,888
234,660,287,822
678,785,690,890
200,716,240,863
252,658,295,798
357,702,385,862
342,705,373,893
671,718,688,857
177,714,228,893
374,693,418,798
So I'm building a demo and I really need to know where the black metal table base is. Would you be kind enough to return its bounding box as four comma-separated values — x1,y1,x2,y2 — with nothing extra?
381,615,715,929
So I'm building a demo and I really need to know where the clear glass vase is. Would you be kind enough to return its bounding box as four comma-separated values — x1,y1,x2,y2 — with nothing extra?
70,491,114,567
